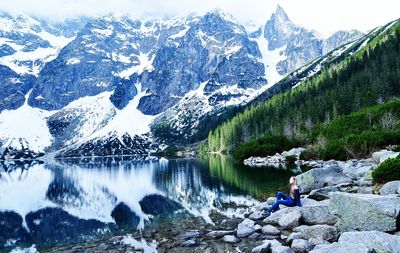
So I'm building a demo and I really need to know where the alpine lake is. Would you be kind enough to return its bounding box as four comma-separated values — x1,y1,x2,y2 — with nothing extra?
0,155,304,252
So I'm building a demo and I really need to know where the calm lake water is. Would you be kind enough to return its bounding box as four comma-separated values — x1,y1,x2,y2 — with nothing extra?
0,155,301,251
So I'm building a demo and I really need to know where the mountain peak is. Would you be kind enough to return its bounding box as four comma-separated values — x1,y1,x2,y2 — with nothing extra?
273,4,290,22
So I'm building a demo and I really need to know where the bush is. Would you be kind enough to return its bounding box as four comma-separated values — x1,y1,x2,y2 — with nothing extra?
299,147,320,160
285,155,297,164
372,156,400,184
320,139,347,161
233,135,300,161
392,145,400,152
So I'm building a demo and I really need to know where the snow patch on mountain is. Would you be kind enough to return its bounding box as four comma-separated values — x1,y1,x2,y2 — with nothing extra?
0,95,53,153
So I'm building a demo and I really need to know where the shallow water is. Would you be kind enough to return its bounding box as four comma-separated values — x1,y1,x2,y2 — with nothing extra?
0,155,300,251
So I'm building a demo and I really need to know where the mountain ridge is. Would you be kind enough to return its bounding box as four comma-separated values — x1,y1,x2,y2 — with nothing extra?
0,7,367,159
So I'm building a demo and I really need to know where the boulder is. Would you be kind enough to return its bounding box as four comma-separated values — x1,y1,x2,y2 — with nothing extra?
237,218,256,238
300,202,337,225
286,232,302,244
308,238,330,247
222,235,241,244
262,225,281,235
249,212,265,220
338,231,400,253
278,209,301,229
379,180,400,195
293,225,338,242
329,192,400,232
264,207,299,225
251,241,271,253
357,186,374,194
254,224,263,232
372,150,399,164
205,230,235,239
255,202,270,211
267,197,277,205
282,148,305,158
291,239,313,253
180,239,198,247
272,244,295,253
177,230,201,240
296,163,353,194
249,232,261,240
342,160,377,179
309,242,372,253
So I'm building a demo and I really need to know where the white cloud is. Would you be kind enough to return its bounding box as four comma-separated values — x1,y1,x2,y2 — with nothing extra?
0,0,399,36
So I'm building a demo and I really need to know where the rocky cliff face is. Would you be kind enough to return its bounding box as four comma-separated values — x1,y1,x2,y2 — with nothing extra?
0,7,365,158
255,5,363,76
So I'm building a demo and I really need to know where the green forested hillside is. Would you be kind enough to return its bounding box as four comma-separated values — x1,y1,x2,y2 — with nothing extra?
207,20,400,159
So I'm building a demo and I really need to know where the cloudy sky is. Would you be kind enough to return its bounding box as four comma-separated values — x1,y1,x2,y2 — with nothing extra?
1,0,399,37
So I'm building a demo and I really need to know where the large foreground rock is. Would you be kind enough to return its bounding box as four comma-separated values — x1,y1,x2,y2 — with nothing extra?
379,180,400,195
339,231,400,253
293,225,338,242
310,231,400,253
278,209,301,229
310,242,372,253
300,201,337,225
296,162,352,193
329,192,400,232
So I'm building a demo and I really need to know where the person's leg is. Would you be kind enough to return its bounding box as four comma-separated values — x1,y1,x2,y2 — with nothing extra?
276,192,288,200
267,197,296,213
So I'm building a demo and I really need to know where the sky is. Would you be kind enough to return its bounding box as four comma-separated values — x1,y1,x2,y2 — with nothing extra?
0,0,399,37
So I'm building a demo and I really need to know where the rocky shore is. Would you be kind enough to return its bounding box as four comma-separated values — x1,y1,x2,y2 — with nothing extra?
9,149,400,253
160,149,400,253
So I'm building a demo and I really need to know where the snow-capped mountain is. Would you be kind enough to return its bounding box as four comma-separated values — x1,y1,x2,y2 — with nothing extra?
0,7,366,159
251,5,363,77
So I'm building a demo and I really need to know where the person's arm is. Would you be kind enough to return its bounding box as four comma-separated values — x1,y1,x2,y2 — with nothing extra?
295,189,302,207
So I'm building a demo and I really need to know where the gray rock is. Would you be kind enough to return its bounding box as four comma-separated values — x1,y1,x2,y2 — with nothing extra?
329,192,400,232
205,230,235,239
251,241,271,253
300,202,337,225
293,225,338,242
264,207,299,225
309,242,372,253
249,212,265,221
180,239,198,247
267,197,277,205
255,202,270,211
249,232,261,240
342,160,377,179
222,235,241,244
357,186,374,194
254,224,263,232
291,239,313,253
177,230,201,240
308,238,330,247
262,225,281,235
372,150,399,164
286,232,302,244
379,180,400,195
278,209,301,229
272,244,295,253
237,218,256,238
296,164,353,194
339,231,400,253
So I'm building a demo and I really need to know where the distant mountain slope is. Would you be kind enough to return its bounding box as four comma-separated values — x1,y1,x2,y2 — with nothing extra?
207,18,400,153
0,7,366,159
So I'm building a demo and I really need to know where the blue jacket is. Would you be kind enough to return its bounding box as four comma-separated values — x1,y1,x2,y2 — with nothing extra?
294,189,302,207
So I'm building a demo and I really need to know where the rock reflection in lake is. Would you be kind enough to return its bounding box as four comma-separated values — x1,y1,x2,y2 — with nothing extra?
0,155,298,250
